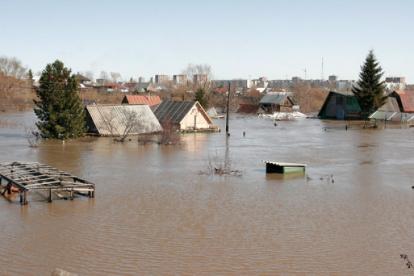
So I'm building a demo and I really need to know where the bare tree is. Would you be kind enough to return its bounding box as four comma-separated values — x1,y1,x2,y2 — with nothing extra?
99,107,151,142
181,63,212,90
110,72,121,83
119,108,143,142
99,71,110,85
83,71,94,82
0,56,31,110
100,107,118,135
0,56,27,79
158,121,181,145
290,83,328,113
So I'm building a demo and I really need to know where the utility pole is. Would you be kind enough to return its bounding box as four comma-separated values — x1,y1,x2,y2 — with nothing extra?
226,83,230,135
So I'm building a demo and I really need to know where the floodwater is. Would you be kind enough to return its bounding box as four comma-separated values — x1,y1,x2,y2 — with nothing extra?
0,111,414,276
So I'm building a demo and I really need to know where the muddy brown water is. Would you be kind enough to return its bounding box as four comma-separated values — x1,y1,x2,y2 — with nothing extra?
0,111,414,275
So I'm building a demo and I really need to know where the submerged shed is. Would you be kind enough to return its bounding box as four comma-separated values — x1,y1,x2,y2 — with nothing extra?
206,107,218,118
259,92,295,113
153,101,213,131
318,91,361,120
85,104,163,136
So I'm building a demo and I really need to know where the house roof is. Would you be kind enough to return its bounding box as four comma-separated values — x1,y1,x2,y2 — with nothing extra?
106,83,127,89
123,95,162,106
124,82,137,89
86,104,163,135
75,74,90,82
317,91,361,117
394,90,414,112
260,93,291,105
153,101,213,125
82,99,97,108
378,97,400,112
134,82,152,89
214,87,228,93
327,91,355,97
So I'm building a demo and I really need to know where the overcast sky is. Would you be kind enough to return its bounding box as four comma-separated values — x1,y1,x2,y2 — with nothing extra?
1,0,413,82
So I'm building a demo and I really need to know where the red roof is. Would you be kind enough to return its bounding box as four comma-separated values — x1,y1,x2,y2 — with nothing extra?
214,87,228,93
395,90,414,112
124,95,162,106
106,83,127,89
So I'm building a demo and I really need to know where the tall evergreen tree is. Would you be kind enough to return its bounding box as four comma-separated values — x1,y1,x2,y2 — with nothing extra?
34,60,86,139
352,50,387,117
194,88,209,109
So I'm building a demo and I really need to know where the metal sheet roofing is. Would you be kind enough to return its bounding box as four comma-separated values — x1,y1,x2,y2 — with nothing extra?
106,83,127,89
124,95,162,106
153,101,213,125
378,97,400,112
395,90,414,112
259,94,289,105
86,104,163,135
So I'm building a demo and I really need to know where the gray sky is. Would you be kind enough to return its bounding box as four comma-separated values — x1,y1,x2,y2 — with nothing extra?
1,0,413,82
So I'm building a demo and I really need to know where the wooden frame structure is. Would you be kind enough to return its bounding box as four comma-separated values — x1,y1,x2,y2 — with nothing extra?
0,162,95,205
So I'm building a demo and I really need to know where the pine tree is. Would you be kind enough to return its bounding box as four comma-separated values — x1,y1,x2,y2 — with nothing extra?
352,50,387,117
194,88,208,109
34,60,86,139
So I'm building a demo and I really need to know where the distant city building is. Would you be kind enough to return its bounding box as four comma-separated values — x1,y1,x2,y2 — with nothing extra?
173,75,187,85
259,77,268,82
385,77,405,91
329,75,339,82
292,77,302,82
336,80,357,91
211,79,252,89
155,75,169,83
193,74,209,86
138,76,145,83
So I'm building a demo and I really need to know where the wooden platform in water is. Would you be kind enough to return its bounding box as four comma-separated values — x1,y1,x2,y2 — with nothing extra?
0,161,95,205
262,161,307,174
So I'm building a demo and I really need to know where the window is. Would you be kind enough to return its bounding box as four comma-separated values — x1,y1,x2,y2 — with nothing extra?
336,96,343,105
347,97,353,105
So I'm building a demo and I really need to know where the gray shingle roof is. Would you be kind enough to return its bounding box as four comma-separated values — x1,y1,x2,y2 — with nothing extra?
259,94,289,105
153,101,197,124
86,104,163,135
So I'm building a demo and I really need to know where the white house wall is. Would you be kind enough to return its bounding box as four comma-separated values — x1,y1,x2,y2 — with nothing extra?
180,107,211,130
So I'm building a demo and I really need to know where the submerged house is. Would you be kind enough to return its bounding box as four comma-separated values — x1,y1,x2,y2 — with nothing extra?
389,90,414,113
259,92,294,113
236,104,265,114
121,95,162,106
369,94,414,122
318,91,361,120
153,101,213,131
85,104,163,136
134,82,154,93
